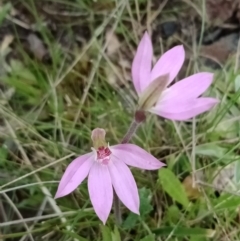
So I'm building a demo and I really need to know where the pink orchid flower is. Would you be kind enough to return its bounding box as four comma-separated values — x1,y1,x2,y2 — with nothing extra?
55,128,165,224
132,32,219,120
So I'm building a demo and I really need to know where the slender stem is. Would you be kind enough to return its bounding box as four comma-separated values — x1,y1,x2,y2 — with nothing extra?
121,120,140,144
113,191,122,225
113,110,146,225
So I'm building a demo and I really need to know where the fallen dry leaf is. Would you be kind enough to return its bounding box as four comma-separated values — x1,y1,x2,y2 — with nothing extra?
0,34,14,52
182,175,202,200
0,34,13,77
201,33,239,65
105,29,121,57
27,34,47,60
206,0,239,25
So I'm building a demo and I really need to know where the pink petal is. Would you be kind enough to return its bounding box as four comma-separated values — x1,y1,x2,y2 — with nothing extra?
55,153,94,198
160,73,214,103
132,32,153,94
88,162,113,224
108,158,139,214
150,97,219,121
150,45,185,87
111,144,165,170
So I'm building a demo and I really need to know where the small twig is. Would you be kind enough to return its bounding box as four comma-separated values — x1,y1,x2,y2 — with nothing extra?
6,15,31,30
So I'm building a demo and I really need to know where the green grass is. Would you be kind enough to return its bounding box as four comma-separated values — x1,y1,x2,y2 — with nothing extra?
1,0,240,240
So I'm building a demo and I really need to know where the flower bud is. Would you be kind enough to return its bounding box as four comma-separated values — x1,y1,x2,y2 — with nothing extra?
138,74,169,110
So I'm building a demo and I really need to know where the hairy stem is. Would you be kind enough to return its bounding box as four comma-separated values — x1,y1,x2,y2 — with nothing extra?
113,110,146,225
113,191,122,225
121,120,140,144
